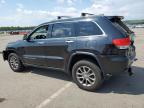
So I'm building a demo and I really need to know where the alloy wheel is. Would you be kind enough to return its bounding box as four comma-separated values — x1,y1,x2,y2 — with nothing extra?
76,66,96,87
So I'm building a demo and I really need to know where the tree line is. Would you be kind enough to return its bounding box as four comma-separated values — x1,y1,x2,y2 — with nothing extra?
0,19,144,31
0,26,35,31
124,19,144,25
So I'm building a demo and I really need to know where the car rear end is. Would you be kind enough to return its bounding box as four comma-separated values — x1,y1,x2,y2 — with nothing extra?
96,16,136,76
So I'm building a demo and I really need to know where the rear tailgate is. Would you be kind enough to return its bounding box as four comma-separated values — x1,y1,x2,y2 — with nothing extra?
107,16,136,59
107,16,135,42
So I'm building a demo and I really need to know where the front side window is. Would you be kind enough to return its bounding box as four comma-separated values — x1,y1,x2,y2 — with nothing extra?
77,21,103,36
30,25,48,40
52,23,74,38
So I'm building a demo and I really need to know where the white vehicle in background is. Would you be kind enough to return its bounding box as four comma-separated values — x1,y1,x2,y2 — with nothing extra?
135,25,144,28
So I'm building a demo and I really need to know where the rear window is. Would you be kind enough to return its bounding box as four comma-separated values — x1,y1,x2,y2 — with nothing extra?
110,18,133,34
77,21,103,36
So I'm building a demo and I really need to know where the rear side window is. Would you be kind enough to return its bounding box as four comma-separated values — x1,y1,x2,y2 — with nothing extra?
77,21,103,36
52,23,74,38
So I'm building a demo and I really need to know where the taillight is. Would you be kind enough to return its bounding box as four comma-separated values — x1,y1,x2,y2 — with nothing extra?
112,37,131,49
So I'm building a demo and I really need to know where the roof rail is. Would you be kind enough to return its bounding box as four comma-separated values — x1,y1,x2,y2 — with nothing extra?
99,14,104,16
81,13,94,17
57,16,71,20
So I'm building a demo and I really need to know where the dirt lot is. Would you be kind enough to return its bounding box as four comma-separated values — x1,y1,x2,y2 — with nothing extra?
0,35,22,52
0,28,144,108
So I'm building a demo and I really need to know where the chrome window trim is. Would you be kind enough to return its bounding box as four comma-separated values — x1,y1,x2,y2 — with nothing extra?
29,19,107,41
47,20,107,39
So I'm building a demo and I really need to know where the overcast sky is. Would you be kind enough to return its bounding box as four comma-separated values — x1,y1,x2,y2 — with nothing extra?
0,0,144,26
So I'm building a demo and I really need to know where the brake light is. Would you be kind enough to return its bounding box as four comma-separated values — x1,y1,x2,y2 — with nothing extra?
112,37,131,49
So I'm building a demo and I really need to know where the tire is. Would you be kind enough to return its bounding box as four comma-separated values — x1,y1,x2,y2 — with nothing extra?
8,53,25,72
72,60,103,91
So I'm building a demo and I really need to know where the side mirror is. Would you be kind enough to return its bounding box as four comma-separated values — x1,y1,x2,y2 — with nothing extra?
23,34,31,41
23,34,28,40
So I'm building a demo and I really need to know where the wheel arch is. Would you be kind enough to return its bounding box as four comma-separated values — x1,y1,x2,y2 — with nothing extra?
3,49,18,61
67,52,104,77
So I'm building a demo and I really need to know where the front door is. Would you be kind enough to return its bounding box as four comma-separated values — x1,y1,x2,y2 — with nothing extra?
23,25,49,66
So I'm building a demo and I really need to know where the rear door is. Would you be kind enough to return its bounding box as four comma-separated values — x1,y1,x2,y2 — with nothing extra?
44,22,76,70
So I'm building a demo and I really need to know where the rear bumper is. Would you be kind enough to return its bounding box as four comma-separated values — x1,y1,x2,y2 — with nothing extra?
98,55,135,76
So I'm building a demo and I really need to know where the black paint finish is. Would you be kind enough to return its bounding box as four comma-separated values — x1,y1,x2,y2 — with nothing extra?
3,15,136,77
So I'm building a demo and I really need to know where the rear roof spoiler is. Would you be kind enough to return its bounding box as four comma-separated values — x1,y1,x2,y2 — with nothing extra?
106,16,124,20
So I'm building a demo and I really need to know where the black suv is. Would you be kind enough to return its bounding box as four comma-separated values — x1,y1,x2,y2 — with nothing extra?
3,14,136,91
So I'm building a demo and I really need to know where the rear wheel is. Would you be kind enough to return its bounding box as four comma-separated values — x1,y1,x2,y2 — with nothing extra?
72,60,103,91
8,53,25,72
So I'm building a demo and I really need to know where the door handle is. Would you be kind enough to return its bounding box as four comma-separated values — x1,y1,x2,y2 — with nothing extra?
65,40,74,43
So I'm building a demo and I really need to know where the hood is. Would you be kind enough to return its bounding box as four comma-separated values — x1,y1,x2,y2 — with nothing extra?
7,40,23,48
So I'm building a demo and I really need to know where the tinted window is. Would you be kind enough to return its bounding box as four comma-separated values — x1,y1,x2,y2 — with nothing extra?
52,23,74,38
110,18,133,34
30,25,48,40
77,21,103,36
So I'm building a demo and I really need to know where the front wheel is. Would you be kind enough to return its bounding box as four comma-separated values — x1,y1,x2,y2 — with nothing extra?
8,53,25,72
72,60,103,91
